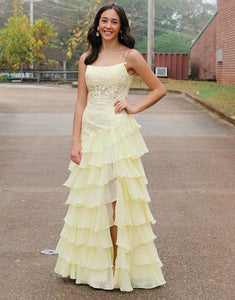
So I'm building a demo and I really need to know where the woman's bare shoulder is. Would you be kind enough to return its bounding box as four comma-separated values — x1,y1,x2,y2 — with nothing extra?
128,49,143,61
126,49,146,69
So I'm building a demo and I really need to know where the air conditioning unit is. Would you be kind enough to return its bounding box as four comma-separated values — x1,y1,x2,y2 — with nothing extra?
155,67,167,77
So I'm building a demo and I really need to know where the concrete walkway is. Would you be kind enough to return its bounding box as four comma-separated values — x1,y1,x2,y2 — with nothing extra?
0,84,234,300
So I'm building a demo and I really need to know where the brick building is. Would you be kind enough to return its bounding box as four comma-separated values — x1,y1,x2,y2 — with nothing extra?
190,12,217,80
191,0,235,86
216,0,235,86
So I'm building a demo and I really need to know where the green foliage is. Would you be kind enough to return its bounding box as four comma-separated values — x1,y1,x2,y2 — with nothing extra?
32,19,58,67
118,0,216,54
153,0,216,36
0,0,217,69
66,0,103,58
117,0,148,44
0,75,8,82
0,13,33,69
136,32,191,53
28,0,105,69
0,0,58,75
64,0,104,65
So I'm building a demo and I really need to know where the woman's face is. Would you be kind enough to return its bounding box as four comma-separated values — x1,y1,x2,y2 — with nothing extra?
98,9,121,41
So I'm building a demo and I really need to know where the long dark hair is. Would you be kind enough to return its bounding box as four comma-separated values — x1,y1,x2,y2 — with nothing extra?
85,2,135,65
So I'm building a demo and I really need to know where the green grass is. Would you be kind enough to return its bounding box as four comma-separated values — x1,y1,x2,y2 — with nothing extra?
0,75,8,82
131,76,235,115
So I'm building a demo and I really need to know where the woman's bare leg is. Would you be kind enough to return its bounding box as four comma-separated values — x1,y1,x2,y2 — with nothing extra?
110,201,117,267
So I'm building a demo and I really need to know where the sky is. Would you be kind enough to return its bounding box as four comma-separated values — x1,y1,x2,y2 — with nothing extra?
203,0,217,4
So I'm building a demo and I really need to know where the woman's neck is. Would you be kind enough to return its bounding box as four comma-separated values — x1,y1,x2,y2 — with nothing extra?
100,39,122,53
92,39,126,66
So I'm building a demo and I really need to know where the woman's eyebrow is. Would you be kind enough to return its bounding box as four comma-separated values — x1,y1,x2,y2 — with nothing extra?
101,17,119,22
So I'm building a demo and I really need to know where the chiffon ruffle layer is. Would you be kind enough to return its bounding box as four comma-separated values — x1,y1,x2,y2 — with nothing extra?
54,114,166,291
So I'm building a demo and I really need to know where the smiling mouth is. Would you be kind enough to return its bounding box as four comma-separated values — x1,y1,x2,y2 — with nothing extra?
104,30,113,34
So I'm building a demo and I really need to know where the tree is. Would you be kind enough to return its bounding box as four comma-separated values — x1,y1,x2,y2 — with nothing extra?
0,0,57,81
64,0,104,64
0,0,217,69
0,0,15,30
0,1,33,79
136,32,191,54
28,0,105,69
31,18,58,66
117,0,148,44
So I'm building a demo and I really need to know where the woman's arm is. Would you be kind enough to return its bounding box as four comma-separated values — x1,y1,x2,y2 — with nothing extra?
70,53,88,164
114,49,166,114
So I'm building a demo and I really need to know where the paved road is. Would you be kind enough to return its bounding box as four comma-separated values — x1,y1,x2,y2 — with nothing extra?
0,84,234,300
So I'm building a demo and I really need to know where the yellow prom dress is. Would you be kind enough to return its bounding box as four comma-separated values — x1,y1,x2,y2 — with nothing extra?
54,61,166,292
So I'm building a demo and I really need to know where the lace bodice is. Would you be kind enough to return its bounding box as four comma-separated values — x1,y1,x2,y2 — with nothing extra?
81,63,133,142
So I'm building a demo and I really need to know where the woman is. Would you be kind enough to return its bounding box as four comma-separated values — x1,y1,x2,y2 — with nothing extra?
54,2,166,292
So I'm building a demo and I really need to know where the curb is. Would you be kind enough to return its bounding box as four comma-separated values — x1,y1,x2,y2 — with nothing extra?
166,89,235,126
130,87,235,126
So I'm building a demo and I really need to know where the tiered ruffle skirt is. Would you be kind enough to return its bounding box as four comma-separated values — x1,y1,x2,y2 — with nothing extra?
54,114,166,291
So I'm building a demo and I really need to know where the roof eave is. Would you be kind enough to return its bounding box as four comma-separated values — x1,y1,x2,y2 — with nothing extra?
190,10,218,49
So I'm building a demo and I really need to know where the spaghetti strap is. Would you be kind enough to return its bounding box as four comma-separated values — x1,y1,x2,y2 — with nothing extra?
122,49,131,63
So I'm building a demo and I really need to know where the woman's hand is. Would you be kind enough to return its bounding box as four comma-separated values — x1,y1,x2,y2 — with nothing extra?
114,99,136,114
71,141,82,165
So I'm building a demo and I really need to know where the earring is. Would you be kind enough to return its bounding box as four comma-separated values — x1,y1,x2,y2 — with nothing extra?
120,30,123,39
96,26,100,37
